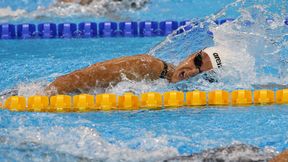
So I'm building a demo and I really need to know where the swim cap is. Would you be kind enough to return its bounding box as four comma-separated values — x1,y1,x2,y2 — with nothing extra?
203,46,232,69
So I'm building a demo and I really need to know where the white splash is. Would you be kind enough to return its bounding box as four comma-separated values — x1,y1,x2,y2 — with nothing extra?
16,81,48,97
2,126,178,161
105,79,170,95
148,0,288,91
0,0,149,20
0,7,27,18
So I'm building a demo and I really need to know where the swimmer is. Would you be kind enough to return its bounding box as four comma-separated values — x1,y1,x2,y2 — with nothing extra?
60,0,149,9
44,54,176,95
44,46,229,95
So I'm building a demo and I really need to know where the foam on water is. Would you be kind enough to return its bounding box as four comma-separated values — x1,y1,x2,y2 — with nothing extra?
1,107,286,161
166,144,276,162
0,125,178,161
148,0,288,91
0,7,27,18
0,0,149,21
106,79,170,95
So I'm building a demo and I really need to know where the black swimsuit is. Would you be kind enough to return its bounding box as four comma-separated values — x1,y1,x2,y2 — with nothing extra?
159,61,168,79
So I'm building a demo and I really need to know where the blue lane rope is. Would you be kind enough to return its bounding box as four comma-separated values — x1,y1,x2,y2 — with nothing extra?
0,19,230,39
0,18,286,40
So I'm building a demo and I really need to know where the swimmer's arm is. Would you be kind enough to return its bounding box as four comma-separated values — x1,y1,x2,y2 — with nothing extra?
45,69,92,95
44,54,169,95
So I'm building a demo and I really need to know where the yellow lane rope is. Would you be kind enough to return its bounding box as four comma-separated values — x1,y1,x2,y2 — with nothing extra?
1,89,287,112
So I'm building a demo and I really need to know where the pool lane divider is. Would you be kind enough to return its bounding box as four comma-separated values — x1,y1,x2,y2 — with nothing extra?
0,19,236,39
1,89,288,113
1,18,287,40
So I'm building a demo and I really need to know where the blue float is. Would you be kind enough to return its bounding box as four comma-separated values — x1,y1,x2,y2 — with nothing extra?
78,22,97,38
38,23,57,38
241,20,253,27
17,24,36,39
180,20,194,31
179,20,199,33
139,21,158,36
58,23,77,38
99,22,117,37
119,22,138,37
266,18,274,24
214,18,235,25
159,21,178,36
0,24,16,39
285,18,288,25
160,21,178,36
2,18,274,40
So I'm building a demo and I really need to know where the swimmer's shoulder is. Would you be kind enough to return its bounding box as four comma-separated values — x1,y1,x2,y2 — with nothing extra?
87,54,159,68
108,54,160,63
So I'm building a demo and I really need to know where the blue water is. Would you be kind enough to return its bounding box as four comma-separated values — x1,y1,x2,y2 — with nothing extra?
0,0,235,23
0,38,163,91
0,0,288,161
0,107,287,161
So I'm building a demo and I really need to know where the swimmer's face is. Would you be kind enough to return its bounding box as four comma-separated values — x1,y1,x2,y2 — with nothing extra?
171,54,201,83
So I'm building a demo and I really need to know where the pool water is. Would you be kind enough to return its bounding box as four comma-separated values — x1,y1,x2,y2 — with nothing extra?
0,0,288,161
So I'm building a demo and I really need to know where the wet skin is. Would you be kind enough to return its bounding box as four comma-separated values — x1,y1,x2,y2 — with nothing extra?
171,51,213,83
45,54,175,95
45,51,213,95
270,150,288,162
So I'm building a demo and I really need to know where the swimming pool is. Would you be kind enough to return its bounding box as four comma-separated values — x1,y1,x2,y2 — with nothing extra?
0,0,288,161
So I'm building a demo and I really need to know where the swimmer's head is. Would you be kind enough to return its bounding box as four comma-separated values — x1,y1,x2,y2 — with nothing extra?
171,50,213,83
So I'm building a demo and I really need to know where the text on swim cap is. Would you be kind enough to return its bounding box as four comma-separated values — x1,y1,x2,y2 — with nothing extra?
213,53,222,68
